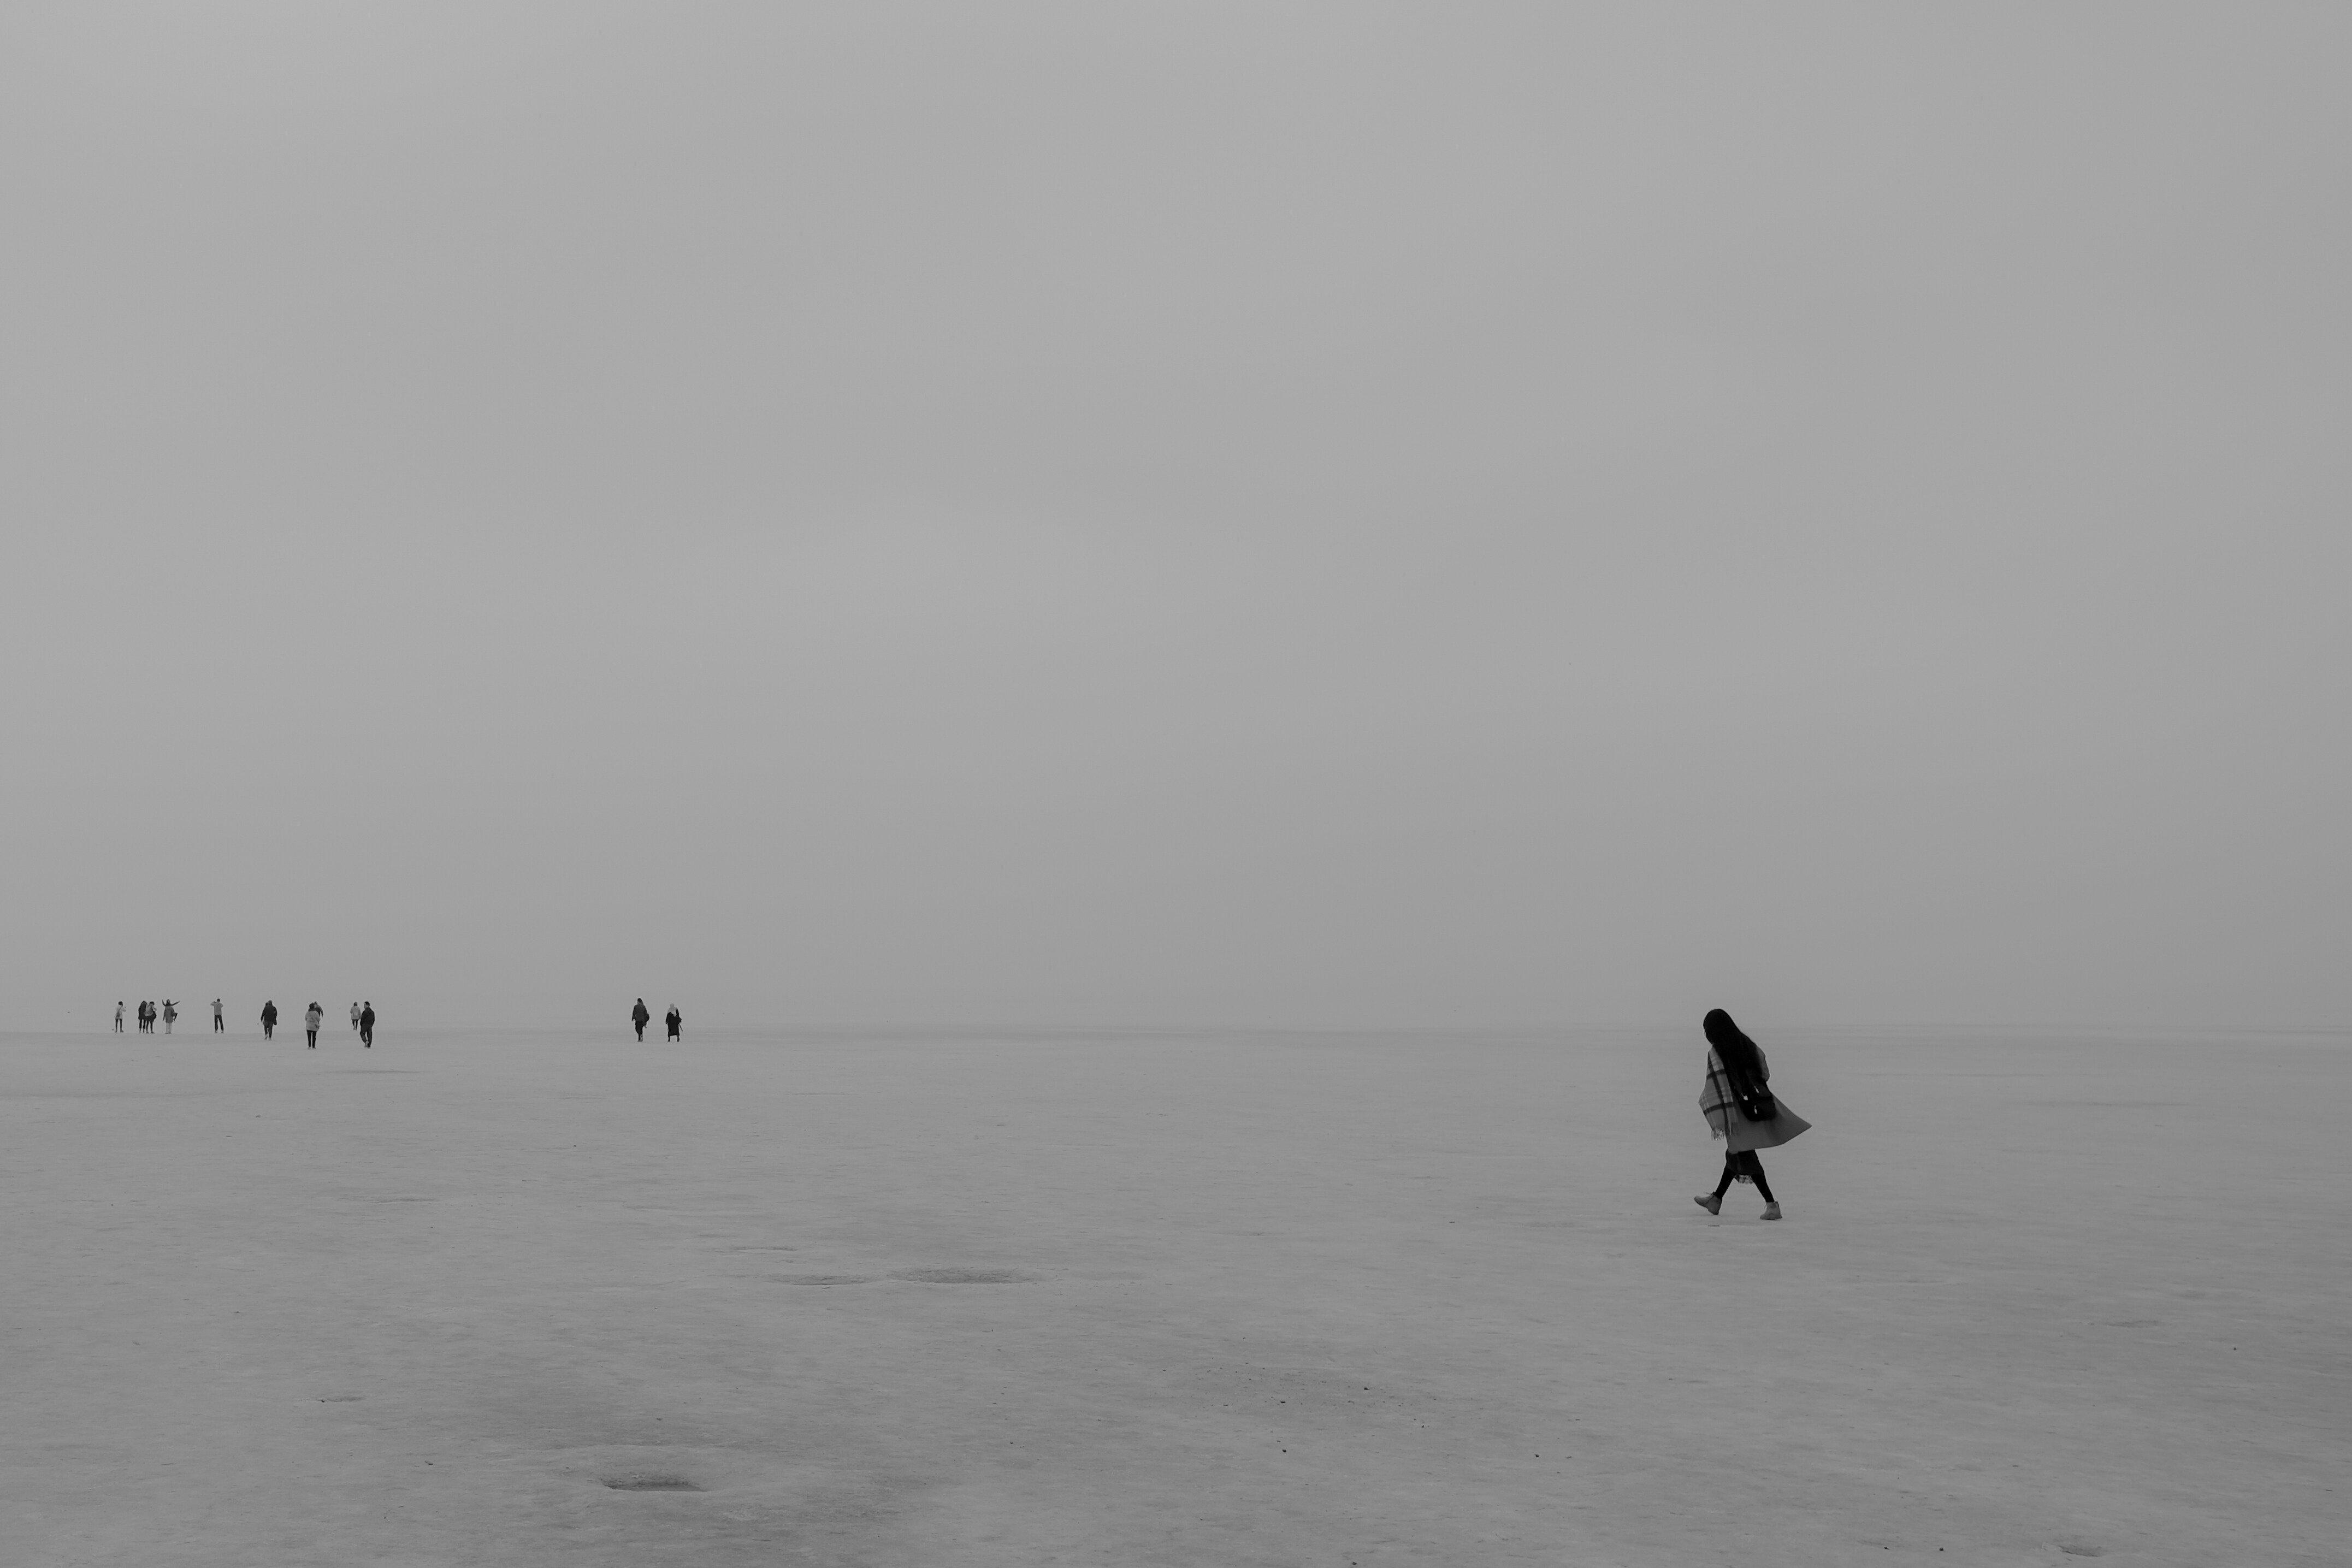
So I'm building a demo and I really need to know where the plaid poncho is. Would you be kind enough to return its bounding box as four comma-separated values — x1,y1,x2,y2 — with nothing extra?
1699,1045,1771,1141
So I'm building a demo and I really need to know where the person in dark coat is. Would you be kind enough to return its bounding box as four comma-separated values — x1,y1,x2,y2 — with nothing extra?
631,998,651,1041
1694,1008,1810,1221
664,1005,681,1041
359,1002,375,1048
261,1000,278,1040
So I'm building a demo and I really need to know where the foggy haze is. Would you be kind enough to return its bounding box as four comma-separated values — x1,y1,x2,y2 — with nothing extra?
4,4,2345,1030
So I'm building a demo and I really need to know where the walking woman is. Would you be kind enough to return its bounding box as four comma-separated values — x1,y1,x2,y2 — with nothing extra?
1695,1008,1810,1221
304,1001,323,1050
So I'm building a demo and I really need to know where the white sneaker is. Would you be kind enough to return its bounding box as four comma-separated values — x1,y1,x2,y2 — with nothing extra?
1694,1193,1721,1215
1761,1201,1782,1221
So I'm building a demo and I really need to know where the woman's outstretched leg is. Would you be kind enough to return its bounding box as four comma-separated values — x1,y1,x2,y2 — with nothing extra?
1696,1151,1739,1214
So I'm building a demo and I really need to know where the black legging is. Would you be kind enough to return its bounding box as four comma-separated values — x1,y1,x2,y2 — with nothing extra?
1712,1149,1775,1203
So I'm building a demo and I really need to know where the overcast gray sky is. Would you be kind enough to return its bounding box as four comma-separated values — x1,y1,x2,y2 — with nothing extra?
3,4,2344,1031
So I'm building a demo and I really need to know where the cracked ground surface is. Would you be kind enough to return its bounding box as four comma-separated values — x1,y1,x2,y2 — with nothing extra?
0,1025,2341,1567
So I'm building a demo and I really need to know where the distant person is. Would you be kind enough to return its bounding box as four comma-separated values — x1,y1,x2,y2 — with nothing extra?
304,1002,323,1050
631,998,650,1041
351,1002,361,1033
261,1000,279,1040
161,999,178,1034
359,1002,375,1048
135,1001,149,1034
115,1002,126,1034
665,1005,681,1042
212,998,224,1033
1694,1009,1809,1221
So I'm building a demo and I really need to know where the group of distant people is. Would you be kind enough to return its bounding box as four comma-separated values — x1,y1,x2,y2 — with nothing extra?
122,998,371,1048
630,998,683,1042
117,999,223,1034
113,997,696,1049
264,1001,374,1048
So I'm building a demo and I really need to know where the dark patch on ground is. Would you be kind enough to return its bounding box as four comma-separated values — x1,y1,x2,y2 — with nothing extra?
891,1268,1037,1285
605,1475,701,1491
770,1274,873,1286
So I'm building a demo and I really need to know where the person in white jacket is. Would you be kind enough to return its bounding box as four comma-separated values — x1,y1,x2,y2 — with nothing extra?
304,1002,323,1050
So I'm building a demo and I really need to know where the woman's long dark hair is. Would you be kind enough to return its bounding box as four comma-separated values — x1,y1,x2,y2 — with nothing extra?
1703,1008,1766,1094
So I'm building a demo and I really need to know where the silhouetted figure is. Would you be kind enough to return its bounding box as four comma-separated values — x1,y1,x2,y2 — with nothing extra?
137,1001,152,1033
304,1002,323,1050
212,998,224,1033
115,1002,125,1033
665,1005,681,1042
631,998,650,1042
1694,1009,1810,1221
359,1002,375,1048
261,1001,278,1040
161,999,178,1034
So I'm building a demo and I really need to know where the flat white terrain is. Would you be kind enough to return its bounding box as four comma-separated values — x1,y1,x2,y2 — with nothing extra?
0,1026,2341,1567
